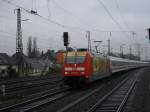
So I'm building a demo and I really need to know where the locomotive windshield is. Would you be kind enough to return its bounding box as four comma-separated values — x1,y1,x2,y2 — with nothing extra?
66,56,85,64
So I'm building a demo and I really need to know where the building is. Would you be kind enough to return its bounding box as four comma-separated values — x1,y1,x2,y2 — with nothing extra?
22,57,52,75
0,53,17,77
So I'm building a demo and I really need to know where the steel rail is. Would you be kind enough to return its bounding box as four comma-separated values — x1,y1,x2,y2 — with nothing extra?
116,77,137,112
56,84,105,112
0,79,63,98
87,74,137,112
56,71,131,112
0,75,52,84
0,74,61,86
5,78,62,92
0,86,70,112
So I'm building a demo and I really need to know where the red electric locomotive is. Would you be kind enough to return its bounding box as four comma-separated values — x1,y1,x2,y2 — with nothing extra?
63,49,111,86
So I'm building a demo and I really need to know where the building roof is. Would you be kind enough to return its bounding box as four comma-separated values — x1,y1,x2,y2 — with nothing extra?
23,57,51,70
11,52,52,70
0,53,15,65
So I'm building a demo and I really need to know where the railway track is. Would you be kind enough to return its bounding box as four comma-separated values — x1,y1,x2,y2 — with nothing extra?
87,73,138,112
0,76,63,97
0,75,62,89
55,70,140,112
5,78,62,92
0,75,60,85
1,69,141,112
4,80,63,99
0,86,71,112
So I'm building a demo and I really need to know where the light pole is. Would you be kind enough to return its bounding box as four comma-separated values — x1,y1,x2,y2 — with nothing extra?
93,40,103,53
134,43,141,60
129,45,132,59
86,31,91,52
120,44,126,58
108,39,111,56
102,45,108,55
108,32,111,56
111,48,113,55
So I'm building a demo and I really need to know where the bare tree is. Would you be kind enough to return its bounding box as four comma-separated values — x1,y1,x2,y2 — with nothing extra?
27,36,32,58
32,37,40,58
32,37,37,58
27,37,40,58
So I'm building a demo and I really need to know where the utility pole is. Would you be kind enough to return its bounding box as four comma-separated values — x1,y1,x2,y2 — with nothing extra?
108,32,111,56
145,46,148,61
129,45,132,59
132,31,136,38
120,46,122,57
87,31,91,52
16,8,23,73
136,43,141,60
108,39,110,55
94,41,103,53
120,44,126,58
147,28,150,43
145,43,148,61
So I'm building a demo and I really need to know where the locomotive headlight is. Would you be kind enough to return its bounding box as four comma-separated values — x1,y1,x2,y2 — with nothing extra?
65,67,73,71
81,72,85,75
77,67,85,71
65,72,68,74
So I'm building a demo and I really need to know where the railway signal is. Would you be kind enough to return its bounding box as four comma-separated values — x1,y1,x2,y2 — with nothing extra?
147,28,150,42
63,32,69,47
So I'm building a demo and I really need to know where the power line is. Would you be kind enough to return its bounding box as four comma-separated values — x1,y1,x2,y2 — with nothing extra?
47,0,52,19
2,0,135,35
0,31,62,50
2,0,87,32
51,0,101,31
96,0,123,30
32,0,37,12
96,0,135,39
114,0,130,29
0,34,16,39
0,30,16,37
49,1,136,34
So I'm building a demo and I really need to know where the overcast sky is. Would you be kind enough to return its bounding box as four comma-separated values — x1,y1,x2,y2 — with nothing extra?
0,0,150,60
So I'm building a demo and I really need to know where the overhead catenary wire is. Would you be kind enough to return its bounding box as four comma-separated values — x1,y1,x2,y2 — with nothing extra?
96,0,134,39
96,0,123,30
0,31,62,50
47,0,52,19
51,0,134,33
31,0,37,12
0,25,61,46
2,0,135,34
51,0,101,32
114,0,138,40
34,0,37,12
0,29,62,45
1,0,140,54
0,30,16,37
2,0,88,32
114,0,130,29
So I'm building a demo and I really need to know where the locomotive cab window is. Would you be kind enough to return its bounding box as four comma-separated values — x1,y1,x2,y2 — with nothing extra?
66,56,85,64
